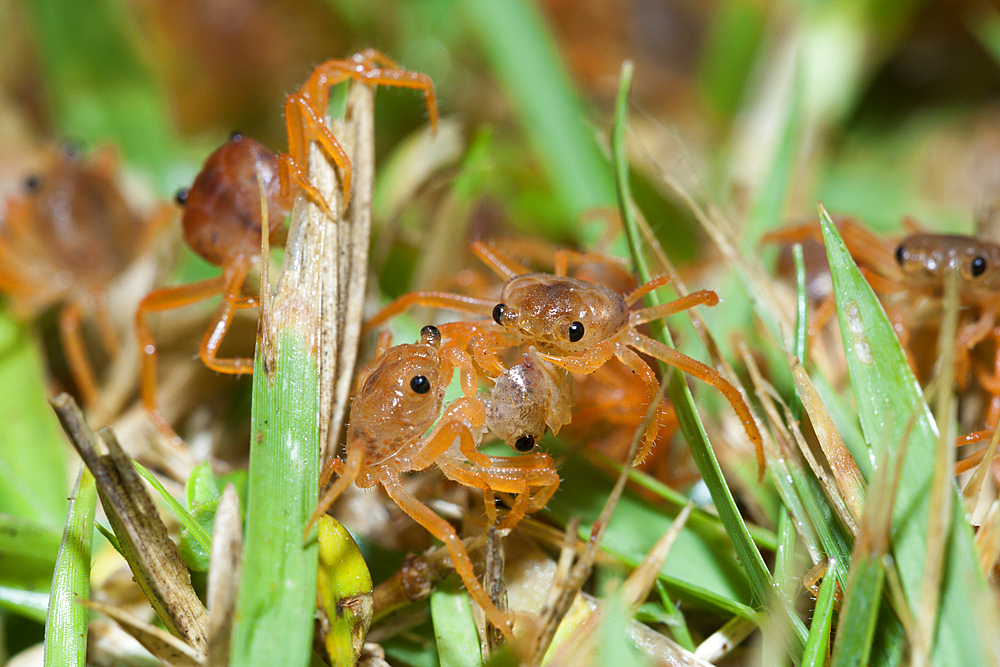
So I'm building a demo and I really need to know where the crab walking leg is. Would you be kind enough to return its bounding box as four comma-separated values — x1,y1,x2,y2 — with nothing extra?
439,454,560,530
470,241,533,280
306,445,364,536
281,94,349,213
363,292,496,333
198,268,257,375
630,289,720,322
379,472,515,642
627,331,765,478
298,51,439,131
59,301,100,408
136,274,229,440
615,346,666,464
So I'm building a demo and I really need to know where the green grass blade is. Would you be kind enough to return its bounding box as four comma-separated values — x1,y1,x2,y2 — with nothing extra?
830,555,884,667
0,515,62,587
792,244,808,421
819,206,991,665
803,559,839,667
613,60,791,635
229,326,319,667
431,576,483,667
43,465,96,667
652,580,695,651
462,0,616,224
0,585,49,622
132,461,212,556
0,317,67,529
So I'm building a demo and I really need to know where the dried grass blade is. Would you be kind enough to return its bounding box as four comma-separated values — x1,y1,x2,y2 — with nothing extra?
50,394,208,652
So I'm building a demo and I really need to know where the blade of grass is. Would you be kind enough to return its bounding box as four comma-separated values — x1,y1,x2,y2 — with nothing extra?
791,243,808,422
462,0,616,225
613,60,798,647
0,317,67,529
829,397,910,667
132,460,212,556
431,576,483,667
652,580,695,651
819,205,992,665
802,558,838,667
229,174,323,667
0,515,61,586
0,585,50,623
43,465,96,667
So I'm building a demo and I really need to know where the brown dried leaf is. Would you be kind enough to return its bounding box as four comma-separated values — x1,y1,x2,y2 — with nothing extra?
50,394,208,652
82,598,204,666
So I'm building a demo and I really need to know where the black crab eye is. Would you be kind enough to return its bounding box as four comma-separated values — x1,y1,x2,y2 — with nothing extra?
492,303,506,325
23,174,41,193
420,325,441,346
175,189,189,206
894,245,906,266
514,435,535,452
568,321,585,342
971,256,988,277
409,374,431,394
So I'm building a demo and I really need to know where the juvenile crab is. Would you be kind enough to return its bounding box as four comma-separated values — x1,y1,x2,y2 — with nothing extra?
484,346,574,454
366,241,764,471
767,215,1000,473
135,132,291,439
306,325,560,641
0,143,165,408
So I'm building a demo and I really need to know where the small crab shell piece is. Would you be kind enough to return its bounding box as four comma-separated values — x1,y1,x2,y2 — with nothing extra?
492,274,629,353
893,234,1000,306
485,348,574,452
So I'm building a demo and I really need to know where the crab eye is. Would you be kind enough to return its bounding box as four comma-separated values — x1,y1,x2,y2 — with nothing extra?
175,189,189,206
894,245,906,266
409,375,431,394
420,325,441,346
971,256,988,277
568,321,585,342
23,174,41,193
514,435,535,452
493,303,506,325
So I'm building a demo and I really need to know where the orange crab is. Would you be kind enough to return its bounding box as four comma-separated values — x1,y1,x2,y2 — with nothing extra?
135,133,291,440
767,215,1000,473
306,325,560,641
0,143,166,408
365,241,764,472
